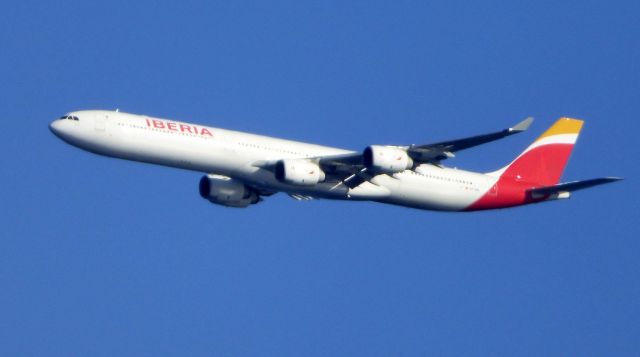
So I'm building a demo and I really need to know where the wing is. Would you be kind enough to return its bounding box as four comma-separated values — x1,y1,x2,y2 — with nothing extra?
405,117,533,161
316,117,533,170
254,118,534,188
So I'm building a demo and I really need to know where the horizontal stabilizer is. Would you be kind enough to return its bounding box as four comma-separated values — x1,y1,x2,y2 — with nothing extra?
528,177,622,197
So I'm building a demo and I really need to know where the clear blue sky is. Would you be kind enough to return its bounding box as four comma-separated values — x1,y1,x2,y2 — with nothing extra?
1,1,638,355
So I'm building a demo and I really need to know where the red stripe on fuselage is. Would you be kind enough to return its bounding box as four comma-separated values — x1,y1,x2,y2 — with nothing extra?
465,178,544,211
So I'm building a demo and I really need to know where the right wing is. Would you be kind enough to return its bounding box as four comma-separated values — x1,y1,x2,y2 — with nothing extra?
405,116,534,161
254,117,535,188
316,117,534,175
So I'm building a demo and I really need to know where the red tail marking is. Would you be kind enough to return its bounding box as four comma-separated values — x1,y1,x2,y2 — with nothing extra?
501,144,574,186
466,143,575,211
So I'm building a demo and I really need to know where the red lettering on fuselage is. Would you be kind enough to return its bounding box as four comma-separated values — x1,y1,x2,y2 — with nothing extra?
144,118,213,137
152,120,165,129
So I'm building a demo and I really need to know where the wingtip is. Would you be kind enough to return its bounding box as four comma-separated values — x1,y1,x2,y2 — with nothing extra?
511,117,534,132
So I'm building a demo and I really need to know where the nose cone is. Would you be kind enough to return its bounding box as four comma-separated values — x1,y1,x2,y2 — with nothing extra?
49,119,62,137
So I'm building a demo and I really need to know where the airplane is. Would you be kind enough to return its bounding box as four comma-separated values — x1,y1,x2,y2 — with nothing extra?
49,110,621,211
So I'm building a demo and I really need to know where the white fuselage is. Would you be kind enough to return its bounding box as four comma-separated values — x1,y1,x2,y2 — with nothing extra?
50,110,498,211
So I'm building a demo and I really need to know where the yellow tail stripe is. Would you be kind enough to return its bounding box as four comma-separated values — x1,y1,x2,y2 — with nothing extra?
536,117,584,142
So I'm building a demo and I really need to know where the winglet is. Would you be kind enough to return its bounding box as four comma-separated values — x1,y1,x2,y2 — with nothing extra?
510,117,534,133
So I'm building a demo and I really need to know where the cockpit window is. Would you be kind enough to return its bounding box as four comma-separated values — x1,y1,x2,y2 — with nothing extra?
59,115,79,121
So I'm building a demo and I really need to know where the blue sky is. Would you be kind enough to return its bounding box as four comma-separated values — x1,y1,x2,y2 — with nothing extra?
1,1,639,355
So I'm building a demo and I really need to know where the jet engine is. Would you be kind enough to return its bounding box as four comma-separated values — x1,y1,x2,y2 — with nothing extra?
199,174,260,208
275,159,325,186
363,145,413,173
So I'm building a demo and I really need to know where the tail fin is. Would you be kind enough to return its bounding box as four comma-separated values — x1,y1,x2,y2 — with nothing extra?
489,118,584,186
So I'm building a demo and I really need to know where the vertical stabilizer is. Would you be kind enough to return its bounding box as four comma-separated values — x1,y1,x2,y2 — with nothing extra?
489,118,584,186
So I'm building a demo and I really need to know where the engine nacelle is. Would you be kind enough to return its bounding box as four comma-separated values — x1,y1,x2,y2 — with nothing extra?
363,145,413,174
199,174,260,208
275,159,325,186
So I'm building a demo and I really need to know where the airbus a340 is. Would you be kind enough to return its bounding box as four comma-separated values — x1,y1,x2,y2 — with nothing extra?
50,110,620,211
